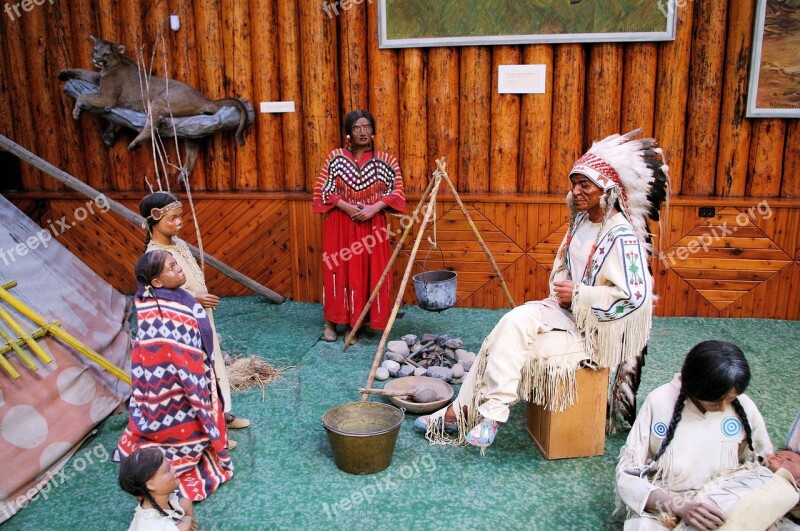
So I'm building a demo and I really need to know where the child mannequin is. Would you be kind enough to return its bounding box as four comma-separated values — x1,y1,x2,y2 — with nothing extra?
119,447,197,531
114,251,233,500
139,192,250,449
675,450,800,531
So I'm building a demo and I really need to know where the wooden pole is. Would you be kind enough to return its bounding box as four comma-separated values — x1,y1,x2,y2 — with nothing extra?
343,177,436,351
438,160,515,308
361,170,443,400
0,285,131,385
0,307,53,365
0,135,285,304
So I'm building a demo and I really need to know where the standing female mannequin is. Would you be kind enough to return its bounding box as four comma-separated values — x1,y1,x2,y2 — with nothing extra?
313,110,405,342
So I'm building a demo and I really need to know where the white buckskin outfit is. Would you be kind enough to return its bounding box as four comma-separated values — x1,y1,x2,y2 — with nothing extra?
423,130,671,446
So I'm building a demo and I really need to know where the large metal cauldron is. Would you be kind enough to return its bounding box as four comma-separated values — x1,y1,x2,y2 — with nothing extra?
321,401,404,475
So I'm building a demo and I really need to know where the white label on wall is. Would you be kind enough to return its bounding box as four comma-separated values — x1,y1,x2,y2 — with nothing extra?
498,65,546,94
260,101,296,113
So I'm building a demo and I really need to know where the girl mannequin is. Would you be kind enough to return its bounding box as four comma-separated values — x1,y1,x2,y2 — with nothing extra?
139,192,250,448
119,447,197,531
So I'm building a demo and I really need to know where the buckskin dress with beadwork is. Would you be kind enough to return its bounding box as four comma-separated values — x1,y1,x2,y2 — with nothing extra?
113,286,233,501
313,148,405,330
425,211,653,446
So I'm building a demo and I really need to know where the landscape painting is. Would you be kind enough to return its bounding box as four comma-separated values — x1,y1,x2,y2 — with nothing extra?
747,0,800,118
379,0,676,48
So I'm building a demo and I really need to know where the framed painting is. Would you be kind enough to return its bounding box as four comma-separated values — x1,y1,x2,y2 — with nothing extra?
378,0,677,48
747,0,800,118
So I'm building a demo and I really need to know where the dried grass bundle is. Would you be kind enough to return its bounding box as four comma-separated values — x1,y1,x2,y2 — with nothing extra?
226,355,289,399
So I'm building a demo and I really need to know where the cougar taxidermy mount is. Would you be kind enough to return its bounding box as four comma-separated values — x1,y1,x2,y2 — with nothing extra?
58,35,249,152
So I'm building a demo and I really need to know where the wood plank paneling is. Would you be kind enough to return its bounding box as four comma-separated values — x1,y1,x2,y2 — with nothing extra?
276,0,305,191
459,47,492,193
682,0,727,197
427,48,459,189
366,0,399,157
398,49,427,193
251,0,284,191
654,0,694,195
519,45,553,194
7,194,800,320
489,46,520,194
585,43,622,145
550,44,585,194
715,0,755,197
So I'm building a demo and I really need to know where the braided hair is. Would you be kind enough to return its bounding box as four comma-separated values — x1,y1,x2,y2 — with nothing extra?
134,250,171,317
118,447,170,517
652,340,753,463
139,192,179,252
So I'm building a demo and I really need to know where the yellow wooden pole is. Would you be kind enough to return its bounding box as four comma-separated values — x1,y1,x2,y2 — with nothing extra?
0,307,53,364
0,326,49,356
361,167,444,401
343,176,437,351
0,286,131,385
0,327,37,372
0,352,20,379
438,161,516,308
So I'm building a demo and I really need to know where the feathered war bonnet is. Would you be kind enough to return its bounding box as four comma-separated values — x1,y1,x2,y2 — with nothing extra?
567,129,670,255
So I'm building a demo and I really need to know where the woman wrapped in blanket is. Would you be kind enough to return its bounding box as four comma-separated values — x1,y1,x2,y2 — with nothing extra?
113,250,233,501
616,340,799,530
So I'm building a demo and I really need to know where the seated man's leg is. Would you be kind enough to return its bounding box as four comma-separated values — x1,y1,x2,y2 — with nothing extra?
422,302,580,445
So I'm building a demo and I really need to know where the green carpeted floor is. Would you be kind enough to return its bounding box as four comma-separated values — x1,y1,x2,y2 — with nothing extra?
4,298,799,530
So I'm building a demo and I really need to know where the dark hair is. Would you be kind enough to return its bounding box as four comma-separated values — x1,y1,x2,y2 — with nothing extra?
343,110,376,138
139,192,179,251
652,340,754,463
118,447,169,517
135,250,170,288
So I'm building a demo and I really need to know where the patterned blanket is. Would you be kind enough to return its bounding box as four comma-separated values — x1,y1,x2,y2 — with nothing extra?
114,287,233,501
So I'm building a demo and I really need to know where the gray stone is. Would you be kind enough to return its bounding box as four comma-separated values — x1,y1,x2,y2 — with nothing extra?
375,367,390,381
421,333,438,343
385,351,406,364
445,337,464,349
413,367,428,377
398,364,415,378
436,334,452,347
451,363,465,379
426,365,453,383
381,359,401,377
387,341,410,357
444,348,456,360
401,334,418,346
456,349,477,365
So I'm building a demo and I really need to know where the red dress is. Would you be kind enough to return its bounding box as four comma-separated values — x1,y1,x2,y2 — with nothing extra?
313,148,405,330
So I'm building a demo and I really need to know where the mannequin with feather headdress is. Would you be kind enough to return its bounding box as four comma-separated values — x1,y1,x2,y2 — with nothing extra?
417,130,670,450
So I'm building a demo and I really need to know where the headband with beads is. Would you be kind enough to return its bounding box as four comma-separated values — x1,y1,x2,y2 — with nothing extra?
141,201,181,229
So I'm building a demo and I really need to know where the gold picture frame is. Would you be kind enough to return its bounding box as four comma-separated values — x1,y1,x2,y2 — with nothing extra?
746,0,800,118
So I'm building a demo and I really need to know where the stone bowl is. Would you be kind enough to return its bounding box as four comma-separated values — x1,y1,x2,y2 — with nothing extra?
383,375,454,415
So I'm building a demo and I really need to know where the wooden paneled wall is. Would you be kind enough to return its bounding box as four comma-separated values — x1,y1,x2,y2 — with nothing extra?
6,193,800,320
1,1,799,320
0,0,798,196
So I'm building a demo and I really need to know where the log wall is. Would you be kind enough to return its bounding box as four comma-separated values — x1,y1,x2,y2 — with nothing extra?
1,0,799,319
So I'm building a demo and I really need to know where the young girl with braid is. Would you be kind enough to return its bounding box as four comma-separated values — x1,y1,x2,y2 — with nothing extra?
616,340,799,530
139,192,250,450
120,447,198,531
